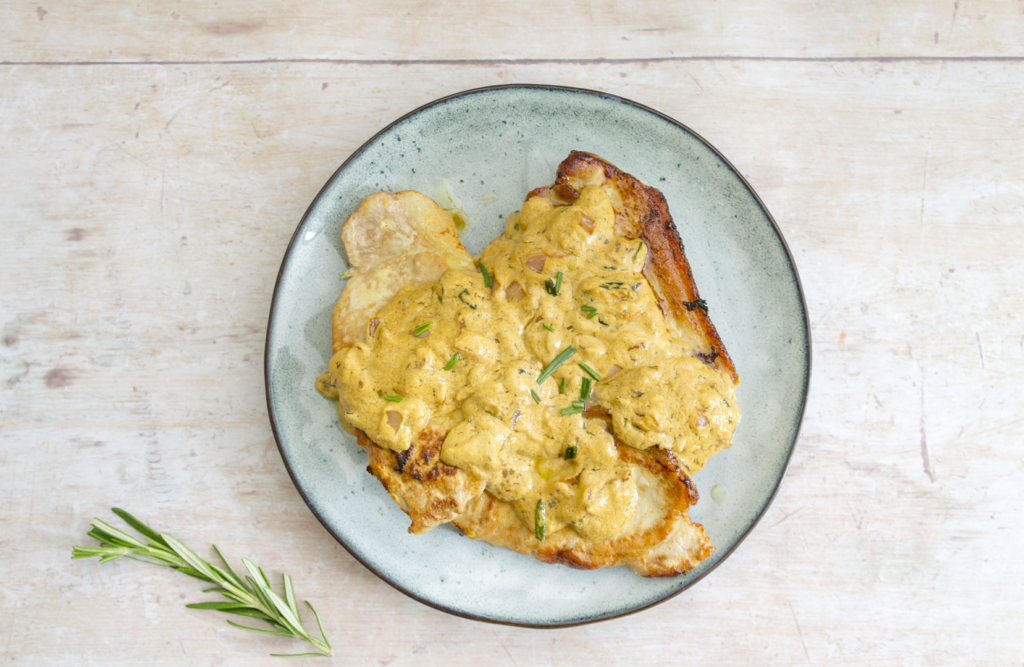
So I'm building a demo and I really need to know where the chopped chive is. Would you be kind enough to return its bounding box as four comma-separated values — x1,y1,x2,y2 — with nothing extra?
444,353,460,371
578,362,601,381
563,444,578,460
580,378,592,401
542,323,555,332
572,400,585,409
558,377,566,394
479,262,492,288
412,321,434,336
384,395,404,403
534,500,546,542
634,241,644,260
536,346,576,385
530,389,541,404
581,305,597,312
458,289,477,310
560,406,584,416
485,410,501,420
544,271,564,296
587,311,598,319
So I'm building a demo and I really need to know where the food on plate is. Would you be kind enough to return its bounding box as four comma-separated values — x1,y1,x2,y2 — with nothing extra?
316,151,739,576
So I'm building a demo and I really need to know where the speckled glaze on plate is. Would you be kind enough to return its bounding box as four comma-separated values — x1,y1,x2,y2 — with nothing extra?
265,85,810,627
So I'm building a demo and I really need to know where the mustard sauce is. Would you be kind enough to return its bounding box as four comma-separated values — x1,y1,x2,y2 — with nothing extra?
319,185,739,541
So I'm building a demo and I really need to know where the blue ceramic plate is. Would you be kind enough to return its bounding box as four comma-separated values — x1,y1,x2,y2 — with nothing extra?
266,85,810,627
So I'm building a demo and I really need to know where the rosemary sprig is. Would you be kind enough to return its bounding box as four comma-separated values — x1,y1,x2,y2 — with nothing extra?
71,508,333,658
536,346,576,385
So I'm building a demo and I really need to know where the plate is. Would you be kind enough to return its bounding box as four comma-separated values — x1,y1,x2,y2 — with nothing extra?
265,85,810,627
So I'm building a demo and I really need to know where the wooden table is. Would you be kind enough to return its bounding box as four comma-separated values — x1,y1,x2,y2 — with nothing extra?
3,2,1022,664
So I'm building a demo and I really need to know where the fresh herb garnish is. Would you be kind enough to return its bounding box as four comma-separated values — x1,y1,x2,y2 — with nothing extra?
536,346,576,385
600,282,625,289
581,305,598,319
558,377,566,394
580,378,592,401
544,271,563,296
479,262,492,288
384,395,404,402
444,353,460,370
572,400,585,409
485,410,501,420
534,501,546,542
72,509,333,658
634,241,644,260
578,363,601,381
564,444,578,460
530,389,542,404
542,323,555,332
411,321,434,337
458,289,477,310
560,406,584,416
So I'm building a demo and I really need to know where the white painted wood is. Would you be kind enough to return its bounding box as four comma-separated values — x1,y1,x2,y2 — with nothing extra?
3,0,1024,62
2,4,1023,664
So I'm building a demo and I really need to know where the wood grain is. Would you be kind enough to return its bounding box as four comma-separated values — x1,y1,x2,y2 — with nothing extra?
2,3,1024,665
3,0,1024,63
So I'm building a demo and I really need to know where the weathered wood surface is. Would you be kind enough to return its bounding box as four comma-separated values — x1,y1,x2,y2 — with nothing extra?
2,2,1024,665
4,0,1024,62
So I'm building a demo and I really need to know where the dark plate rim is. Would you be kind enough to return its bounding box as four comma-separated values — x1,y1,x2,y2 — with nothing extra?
264,83,811,628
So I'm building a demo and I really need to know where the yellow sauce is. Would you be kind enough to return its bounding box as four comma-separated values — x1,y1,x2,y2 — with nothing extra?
318,185,739,541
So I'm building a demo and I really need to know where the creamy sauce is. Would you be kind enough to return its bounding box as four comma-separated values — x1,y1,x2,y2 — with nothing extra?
318,185,739,541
